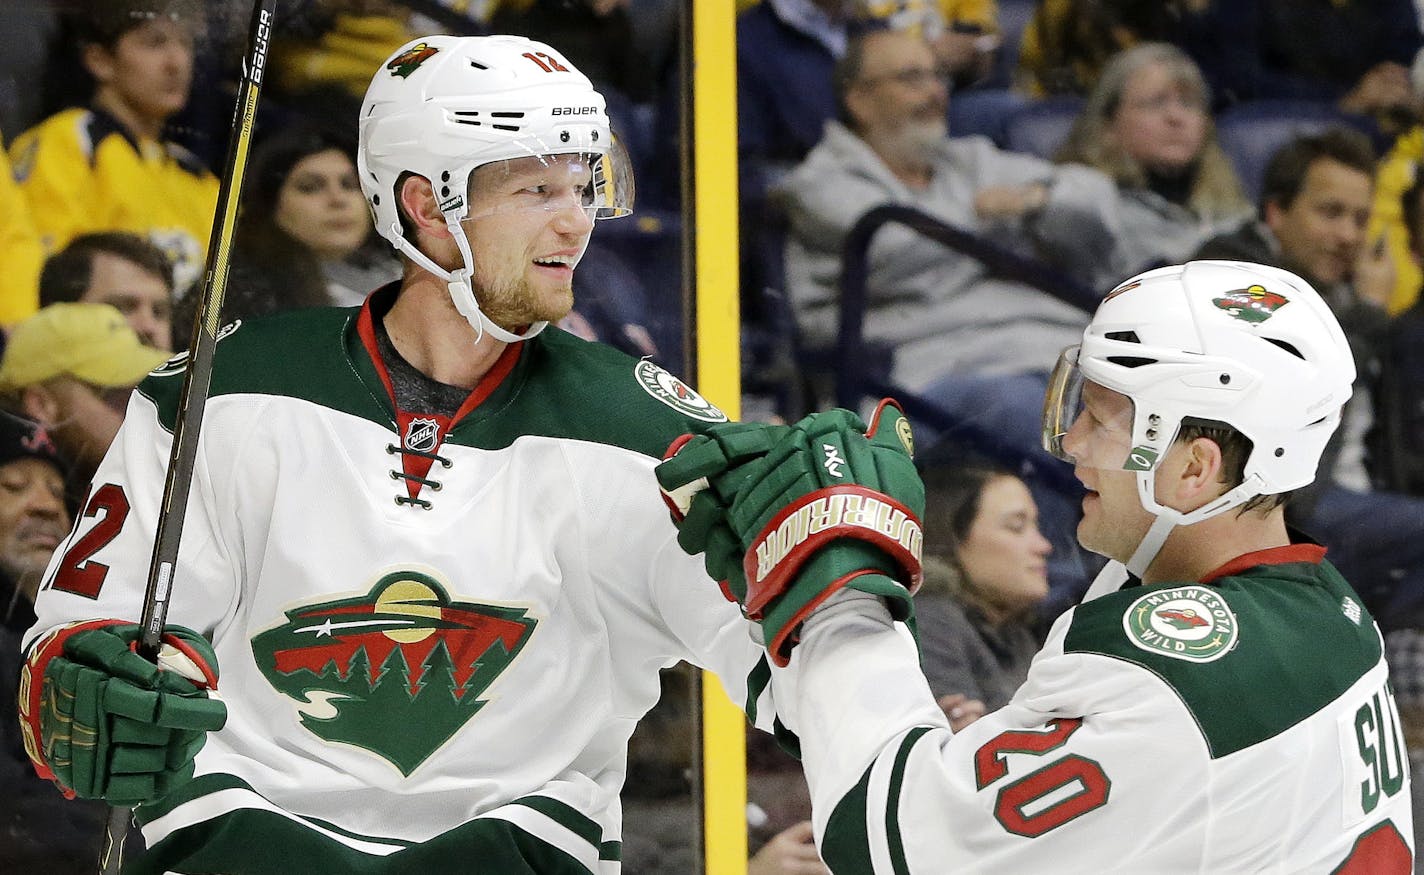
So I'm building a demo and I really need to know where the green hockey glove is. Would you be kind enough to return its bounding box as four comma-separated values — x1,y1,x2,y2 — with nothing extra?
19,621,227,807
728,401,925,665
658,421,791,603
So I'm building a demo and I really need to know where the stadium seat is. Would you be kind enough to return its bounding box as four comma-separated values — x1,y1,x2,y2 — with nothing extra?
1214,100,1378,202
1002,96,1083,159
949,88,1030,146
979,0,1036,90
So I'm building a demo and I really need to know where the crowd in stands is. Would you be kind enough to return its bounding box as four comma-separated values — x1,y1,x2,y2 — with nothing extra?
5,0,1424,871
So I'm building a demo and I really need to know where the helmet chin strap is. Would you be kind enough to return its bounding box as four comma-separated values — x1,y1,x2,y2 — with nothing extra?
1082,514,1175,603
386,215,548,345
1083,475,1266,602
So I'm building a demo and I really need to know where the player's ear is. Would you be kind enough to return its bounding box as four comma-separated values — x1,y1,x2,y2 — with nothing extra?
396,175,450,241
1177,436,1228,505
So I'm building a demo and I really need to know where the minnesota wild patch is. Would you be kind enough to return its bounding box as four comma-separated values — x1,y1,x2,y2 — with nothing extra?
250,570,537,776
1123,585,1237,663
634,360,727,422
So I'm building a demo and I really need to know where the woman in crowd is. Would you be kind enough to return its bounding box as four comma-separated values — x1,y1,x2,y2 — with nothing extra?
1042,41,1252,289
172,124,397,345
915,460,1054,730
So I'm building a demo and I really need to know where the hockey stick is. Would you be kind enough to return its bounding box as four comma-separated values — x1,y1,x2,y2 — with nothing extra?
97,1,278,872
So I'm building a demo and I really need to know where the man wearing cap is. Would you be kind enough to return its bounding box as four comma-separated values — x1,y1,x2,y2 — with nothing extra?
0,302,170,497
0,412,103,873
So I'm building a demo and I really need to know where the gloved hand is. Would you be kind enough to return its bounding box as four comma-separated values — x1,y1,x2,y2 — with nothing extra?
19,621,227,807
659,421,791,603
658,401,925,665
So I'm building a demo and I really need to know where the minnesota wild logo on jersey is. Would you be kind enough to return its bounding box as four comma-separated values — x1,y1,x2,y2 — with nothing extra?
251,571,537,775
1123,585,1238,663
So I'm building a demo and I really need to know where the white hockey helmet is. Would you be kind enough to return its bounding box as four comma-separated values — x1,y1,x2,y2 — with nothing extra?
1042,261,1355,572
357,34,633,343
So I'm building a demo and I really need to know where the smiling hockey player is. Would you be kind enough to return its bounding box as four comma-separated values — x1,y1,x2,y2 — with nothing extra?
658,260,1413,872
19,34,782,874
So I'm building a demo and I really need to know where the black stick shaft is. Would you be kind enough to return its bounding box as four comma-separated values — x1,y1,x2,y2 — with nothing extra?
98,2,278,872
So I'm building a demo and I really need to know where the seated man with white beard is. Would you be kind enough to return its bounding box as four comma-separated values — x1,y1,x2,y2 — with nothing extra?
777,28,1127,607
778,27,1116,392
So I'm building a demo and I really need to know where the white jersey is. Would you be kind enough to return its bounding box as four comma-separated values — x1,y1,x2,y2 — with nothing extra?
778,546,1414,873
25,296,769,874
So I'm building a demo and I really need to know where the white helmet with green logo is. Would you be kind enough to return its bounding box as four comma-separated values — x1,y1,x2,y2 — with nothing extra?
357,34,633,343
1042,260,1355,575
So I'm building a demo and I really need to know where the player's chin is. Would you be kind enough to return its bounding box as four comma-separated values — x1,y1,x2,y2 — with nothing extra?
527,286,575,325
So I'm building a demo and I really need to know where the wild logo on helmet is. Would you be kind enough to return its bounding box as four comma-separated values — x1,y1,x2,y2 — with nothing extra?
1211,284,1290,324
387,43,439,79
250,571,537,775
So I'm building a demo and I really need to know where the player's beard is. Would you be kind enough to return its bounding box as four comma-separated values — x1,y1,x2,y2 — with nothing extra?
475,272,575,332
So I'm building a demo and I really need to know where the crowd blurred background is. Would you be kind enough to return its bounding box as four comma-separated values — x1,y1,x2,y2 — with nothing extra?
3,0,1424,872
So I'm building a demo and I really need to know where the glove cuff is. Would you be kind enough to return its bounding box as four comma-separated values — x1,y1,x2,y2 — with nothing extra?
763,570,905,666
18,619,128,787
658,432,700,521
742,484,924,617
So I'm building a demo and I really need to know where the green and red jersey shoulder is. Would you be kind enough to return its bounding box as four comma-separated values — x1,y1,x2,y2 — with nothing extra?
1063,545,1382,758
137,302,725,461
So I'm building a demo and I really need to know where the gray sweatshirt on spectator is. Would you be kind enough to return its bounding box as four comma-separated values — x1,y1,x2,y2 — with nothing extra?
776,122,1245,386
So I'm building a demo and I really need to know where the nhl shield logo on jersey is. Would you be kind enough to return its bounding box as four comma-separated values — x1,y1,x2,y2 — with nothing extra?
1123,585,1238,663
404,417,441,453
634,360,727,423
250,570,537,775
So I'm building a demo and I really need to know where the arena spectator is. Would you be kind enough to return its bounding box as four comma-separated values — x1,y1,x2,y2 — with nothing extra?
1044,42,1253,289
267,1,425,135
777,27,1113,606
1365,55,1424,316
39,232,175,352
1370,172,1424,497
8,0,216,296
173,125,398,343
0,412,102,874
777,27,1108,389
915,460,1052,728
1191,129,1424,629
1016,0,1219,99
0,136,43,326
1208,0,1422,124
0,303,169,499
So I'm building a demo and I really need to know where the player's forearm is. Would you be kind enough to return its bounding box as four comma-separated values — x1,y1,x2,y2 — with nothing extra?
781,594,948,816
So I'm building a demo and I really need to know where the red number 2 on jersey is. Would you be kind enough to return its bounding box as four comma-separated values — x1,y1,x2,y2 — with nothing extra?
974,717,1111,837
52,483,130,599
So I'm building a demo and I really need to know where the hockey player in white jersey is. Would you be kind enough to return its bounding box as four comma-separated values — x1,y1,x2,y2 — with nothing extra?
658,260,1414,872
18,35,784,874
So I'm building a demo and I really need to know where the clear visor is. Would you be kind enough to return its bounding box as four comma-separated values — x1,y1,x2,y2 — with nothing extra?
464,139,634,222
1043,347,1158,472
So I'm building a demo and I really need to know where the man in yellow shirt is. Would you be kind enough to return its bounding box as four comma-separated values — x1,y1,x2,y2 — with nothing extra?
0,140,43,326
9,0,216,298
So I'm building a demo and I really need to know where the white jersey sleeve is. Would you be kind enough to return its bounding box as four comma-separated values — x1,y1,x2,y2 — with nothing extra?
26,381,239,647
